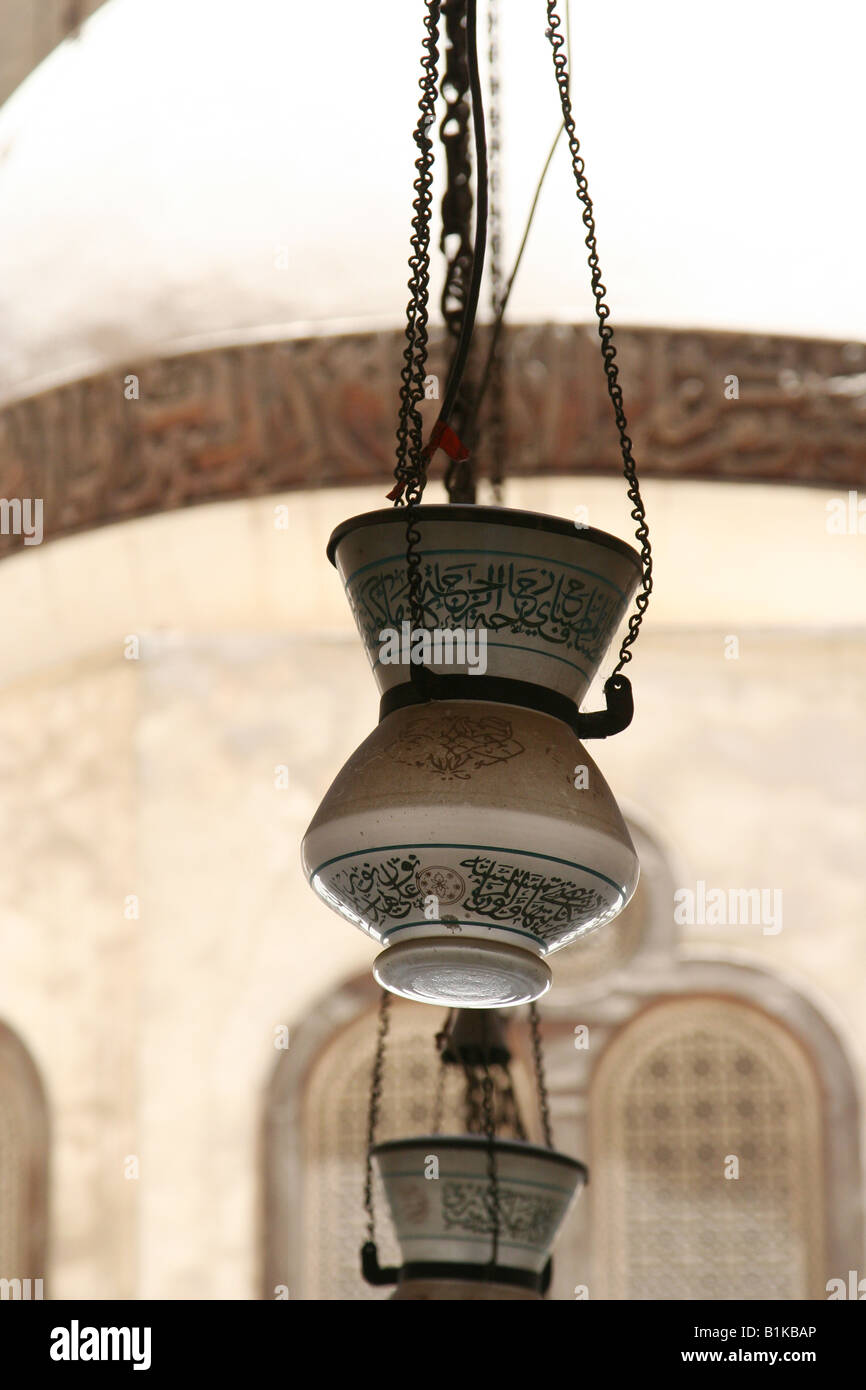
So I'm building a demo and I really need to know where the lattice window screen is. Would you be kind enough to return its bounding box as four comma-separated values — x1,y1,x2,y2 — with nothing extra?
298,998,536,1300
589,996,826,1300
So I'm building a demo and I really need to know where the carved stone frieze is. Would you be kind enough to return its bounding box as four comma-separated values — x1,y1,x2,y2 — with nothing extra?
1,324,864,557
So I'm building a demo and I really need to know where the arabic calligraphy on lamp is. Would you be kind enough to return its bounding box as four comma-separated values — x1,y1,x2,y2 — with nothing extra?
301,506,642,1008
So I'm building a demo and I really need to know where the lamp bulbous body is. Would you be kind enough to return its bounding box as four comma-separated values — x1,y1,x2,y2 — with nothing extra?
302,699,638,1006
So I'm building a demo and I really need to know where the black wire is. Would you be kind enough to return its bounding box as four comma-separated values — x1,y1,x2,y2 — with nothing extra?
438,0,487,430
544,0,652,674
467,119,565,446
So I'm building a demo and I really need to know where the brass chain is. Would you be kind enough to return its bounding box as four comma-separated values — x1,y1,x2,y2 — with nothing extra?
501,1064,528,1141
544,0,653,675
363,989,392,1245
432,1009,454,1132
485,0,506,503
393,0,442,636
440,1,478,503
481,1060,501,1267
439,2,474,344
529,1000,554,1148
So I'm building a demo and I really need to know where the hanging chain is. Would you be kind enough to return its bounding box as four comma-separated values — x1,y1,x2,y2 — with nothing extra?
440,1,477,503
391,0,487,522
501,1062,528,1140
363,989,392,1245
394,0,440,495
391,0,442,637
439,2,474,345
432,1056,447,1133
529,1001,554,1149
481,1060,501,1267
485,0,506,503
544,1,653,676
457,1061,524,1137
462,1060,484,1132
432,1009,454,1133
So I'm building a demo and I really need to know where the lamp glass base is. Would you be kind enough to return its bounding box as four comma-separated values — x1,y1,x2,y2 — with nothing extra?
372,938,551,1008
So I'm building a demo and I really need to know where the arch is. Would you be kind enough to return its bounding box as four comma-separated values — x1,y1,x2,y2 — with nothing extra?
0,1021,49,1291
262,976,539,1300
263,963,864,1300
2,325,865,559
263,794,864,1301
544,811,681,1000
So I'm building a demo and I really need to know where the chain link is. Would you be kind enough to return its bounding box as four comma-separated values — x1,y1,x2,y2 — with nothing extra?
432,1008,454,1133
432,1057,447,1133
363,989,392,1245
481,1060,501,1267
485,0,506,503
529,1000,554,1149
439,3,474,344
439,1,478,503
501,1064,528,1140
392,0,441,636
544,0,653,675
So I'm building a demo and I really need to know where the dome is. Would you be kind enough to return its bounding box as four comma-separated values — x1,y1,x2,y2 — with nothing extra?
1,0,865,404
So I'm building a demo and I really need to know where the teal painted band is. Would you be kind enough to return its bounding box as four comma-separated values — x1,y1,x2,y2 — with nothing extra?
309,842,626,897
379,1170,575,1195
370,638,592,682
379,920,552,947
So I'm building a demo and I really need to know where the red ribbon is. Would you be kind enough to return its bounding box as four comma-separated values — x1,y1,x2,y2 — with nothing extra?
386,419,470,501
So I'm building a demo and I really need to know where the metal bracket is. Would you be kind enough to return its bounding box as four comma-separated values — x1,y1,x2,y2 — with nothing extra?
387,670,634,741
360,1241,400,1287
574,674,633,739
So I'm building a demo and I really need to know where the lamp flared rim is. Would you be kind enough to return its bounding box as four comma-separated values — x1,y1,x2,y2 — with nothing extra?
371,1133,588,1178
326,504,642,569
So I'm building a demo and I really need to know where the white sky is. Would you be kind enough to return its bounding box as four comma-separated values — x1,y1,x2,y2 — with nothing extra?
0,0,864,399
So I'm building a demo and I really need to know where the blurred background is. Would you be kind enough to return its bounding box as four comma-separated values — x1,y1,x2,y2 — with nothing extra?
0,0,864,1299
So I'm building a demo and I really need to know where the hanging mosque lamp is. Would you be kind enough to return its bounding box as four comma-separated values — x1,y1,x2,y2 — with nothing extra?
361,998,587,1300
302,0,653,1009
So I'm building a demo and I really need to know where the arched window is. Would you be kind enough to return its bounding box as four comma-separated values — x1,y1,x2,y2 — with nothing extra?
299,997,441,1301
264,986,536,1301
264,828,863,1301
589,996,826,1300
0,1023,48,1294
